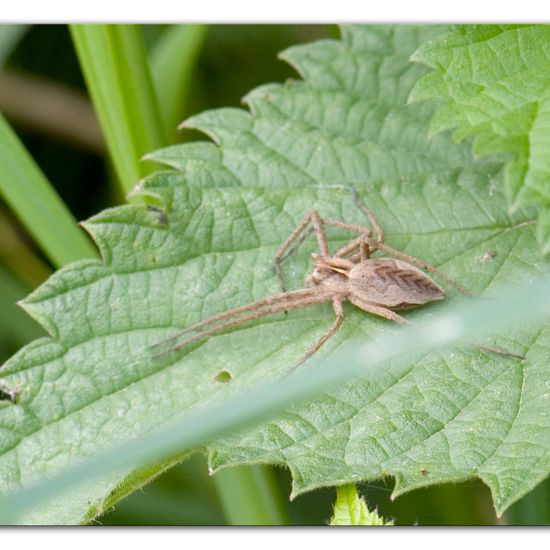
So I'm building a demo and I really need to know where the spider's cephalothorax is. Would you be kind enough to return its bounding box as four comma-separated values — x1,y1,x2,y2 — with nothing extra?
151,194,523,367
306,254,351,290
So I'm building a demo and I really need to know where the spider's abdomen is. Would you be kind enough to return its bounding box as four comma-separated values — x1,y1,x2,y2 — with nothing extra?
348,258,445,309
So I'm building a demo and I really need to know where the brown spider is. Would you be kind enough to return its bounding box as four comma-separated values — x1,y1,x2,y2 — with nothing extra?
152,192,523,367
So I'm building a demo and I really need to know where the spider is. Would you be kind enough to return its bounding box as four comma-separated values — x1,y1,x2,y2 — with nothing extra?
152,191,523,367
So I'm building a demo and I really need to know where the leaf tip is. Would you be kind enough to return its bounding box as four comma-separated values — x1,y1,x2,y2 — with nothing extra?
177,119,192,131
277,47,306,80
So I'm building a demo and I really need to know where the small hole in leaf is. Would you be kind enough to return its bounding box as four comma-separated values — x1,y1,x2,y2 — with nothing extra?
481,250,497,262
214,370,233,383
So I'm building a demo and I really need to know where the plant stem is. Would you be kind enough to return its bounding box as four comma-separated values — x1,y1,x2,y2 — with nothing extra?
0,263,45,350
212,465,289,525
70,24,166,195
149,24,208,142
506,478,550,525
0,24,28,67
0,113,97,267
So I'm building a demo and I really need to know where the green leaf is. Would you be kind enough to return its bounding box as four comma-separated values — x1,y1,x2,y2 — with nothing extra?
330,485,392,525
409,24,550,253
4,279,548,526
0,25,548,524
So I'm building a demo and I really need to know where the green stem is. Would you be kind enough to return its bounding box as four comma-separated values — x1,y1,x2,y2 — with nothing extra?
0,113,97,267
0,210,52,287
0,25,28,67
212,465,289,525
331,484,392,525
506,478,550,525
149,24,208,141
70,24,166,195
0,263,45,349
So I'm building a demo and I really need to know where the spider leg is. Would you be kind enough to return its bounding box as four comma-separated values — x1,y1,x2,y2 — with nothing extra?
273,211,330,291
462,340,524,360
288,297,345,372
349,296,410,324
152,289,335,359
352,187,384,243
359,235,369,262
349,296,524,359
280,226,315,263
332,233,378,259
311,211,330,256
322,219,378,259
151,288,322,351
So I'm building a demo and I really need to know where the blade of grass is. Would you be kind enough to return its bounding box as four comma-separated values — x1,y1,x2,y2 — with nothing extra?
69,25,166,195
383,481,496,525
212,465,289,525
0,263,44,352
0,209,52,287
149,24,208,142
506,478,550,525
0,113,97,267
0,24,28,67
1,276,548,525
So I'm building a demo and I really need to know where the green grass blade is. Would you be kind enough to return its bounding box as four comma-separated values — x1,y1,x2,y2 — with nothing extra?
506,478,550,525
2,276,548,525
0,210,52,287
149,25,208,141
70,25,166,194
212,465,289,525
0,113,97,267
0,25,28,67
0,263,44,351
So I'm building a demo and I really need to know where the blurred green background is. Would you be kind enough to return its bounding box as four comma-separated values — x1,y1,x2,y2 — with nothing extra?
0,24,547,526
